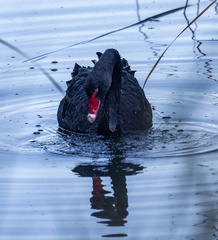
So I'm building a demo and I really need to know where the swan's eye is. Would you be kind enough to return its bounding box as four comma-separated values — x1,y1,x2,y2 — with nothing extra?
86,87,98,98
93,88,99,98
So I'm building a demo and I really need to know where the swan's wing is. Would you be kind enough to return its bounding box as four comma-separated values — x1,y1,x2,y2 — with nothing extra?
120,71,152,131
58,67,96,133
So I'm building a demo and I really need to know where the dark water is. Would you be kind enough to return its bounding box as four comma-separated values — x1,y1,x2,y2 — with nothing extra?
1,0,218,239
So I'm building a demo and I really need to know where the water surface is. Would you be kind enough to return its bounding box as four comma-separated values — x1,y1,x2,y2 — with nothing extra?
0,0,218,239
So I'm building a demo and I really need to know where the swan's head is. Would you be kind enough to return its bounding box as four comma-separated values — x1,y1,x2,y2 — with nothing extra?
85,49,120,123
85,74,110,123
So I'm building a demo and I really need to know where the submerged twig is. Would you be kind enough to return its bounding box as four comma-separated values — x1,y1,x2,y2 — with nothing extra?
0,38,64,95
143,0,217,88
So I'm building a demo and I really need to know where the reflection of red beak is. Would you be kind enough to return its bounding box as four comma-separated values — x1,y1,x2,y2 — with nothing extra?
92,177,104,198
87,89,101,123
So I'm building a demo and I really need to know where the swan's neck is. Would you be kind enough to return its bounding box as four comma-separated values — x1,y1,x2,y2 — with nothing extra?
86,49,123,135
100,50,122,133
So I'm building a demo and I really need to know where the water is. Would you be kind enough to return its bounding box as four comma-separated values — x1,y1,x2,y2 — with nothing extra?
0,0,218,239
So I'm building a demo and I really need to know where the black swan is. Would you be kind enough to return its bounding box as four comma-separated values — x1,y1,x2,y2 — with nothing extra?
57,49,152,137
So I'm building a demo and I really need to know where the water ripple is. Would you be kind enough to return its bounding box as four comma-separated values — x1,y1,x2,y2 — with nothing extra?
29,120,218,158
0,90,217,158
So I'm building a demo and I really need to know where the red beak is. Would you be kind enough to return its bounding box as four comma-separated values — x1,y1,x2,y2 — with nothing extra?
87,89,100,123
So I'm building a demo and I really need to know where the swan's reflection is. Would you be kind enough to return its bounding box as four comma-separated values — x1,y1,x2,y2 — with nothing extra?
73,156,144,227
